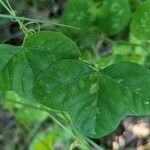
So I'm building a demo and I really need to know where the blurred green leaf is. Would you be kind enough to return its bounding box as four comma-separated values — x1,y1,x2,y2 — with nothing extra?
92,0,131,35
131,0,150,41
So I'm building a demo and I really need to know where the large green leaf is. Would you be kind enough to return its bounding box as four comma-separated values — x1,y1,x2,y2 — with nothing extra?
0,31,80,100
130,0,150,41
34,60,150,138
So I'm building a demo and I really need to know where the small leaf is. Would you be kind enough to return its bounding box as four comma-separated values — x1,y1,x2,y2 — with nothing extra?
0,44,35,100
130,0,150,41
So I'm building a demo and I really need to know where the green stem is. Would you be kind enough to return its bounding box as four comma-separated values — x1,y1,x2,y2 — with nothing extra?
0,0,11,13
0,0,29,34
0,14,81,30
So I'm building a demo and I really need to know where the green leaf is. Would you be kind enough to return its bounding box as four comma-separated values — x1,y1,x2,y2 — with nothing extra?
0,44,20,71
0,31,80,100
34,60,150,138
102,61,150,115
60,0,92,31
61,0,130,36
92,0,131,35
130,0,150,41
34,59,102,137
3,91,47,124
23,31,81,76
0,44,35,100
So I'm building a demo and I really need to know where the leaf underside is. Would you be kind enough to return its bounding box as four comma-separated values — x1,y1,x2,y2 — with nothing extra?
0,31,149,138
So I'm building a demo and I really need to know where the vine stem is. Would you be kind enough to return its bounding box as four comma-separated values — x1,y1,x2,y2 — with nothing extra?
0,13,81,30
0,0,10,13
0,0,30,34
